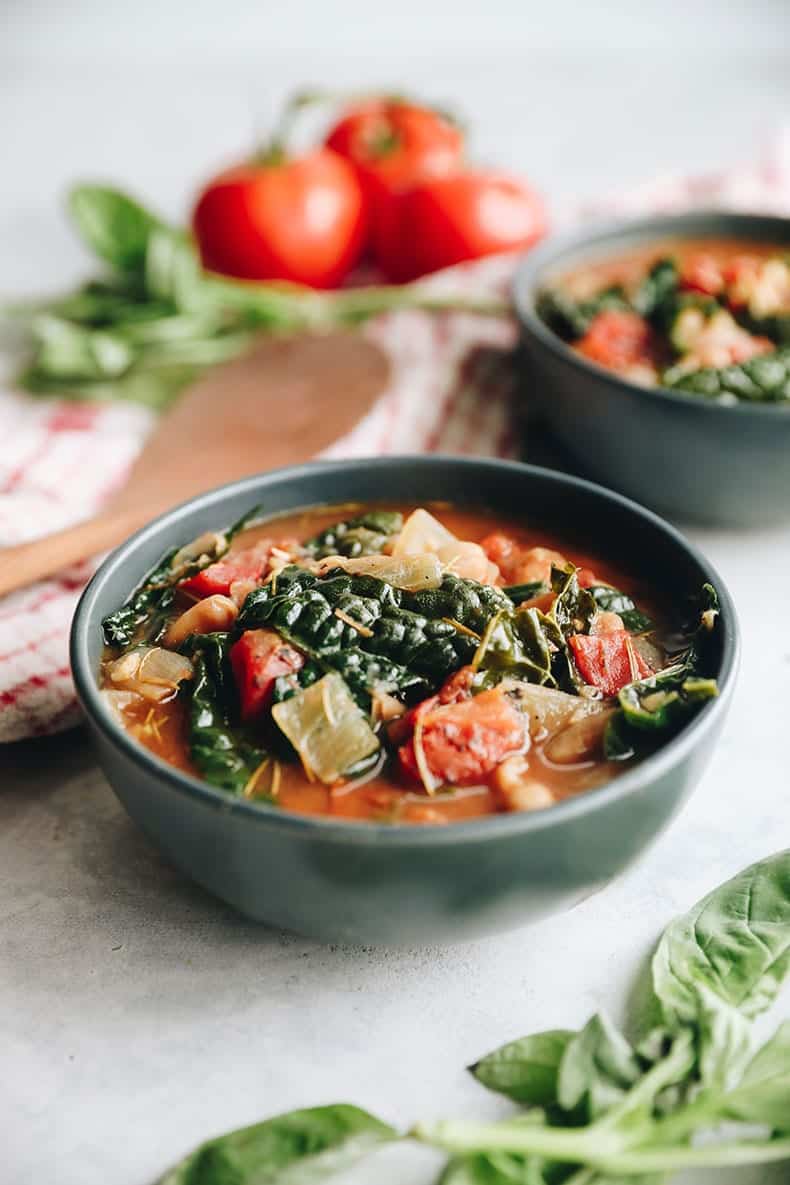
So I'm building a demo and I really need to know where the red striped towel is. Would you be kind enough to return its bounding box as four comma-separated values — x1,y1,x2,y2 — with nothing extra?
2,135,790,742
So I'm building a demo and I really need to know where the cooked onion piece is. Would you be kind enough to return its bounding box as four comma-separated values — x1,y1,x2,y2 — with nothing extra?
542,709,614,766
272,673,380,784
393,509,499,584
106,646,193,703
499,679,607,739
170,530,227,574
316,552,443,591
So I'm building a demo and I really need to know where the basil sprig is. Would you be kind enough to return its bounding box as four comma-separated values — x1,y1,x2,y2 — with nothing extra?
155,851,790,1183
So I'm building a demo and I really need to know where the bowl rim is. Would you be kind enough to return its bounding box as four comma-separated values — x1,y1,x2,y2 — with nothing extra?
513,208,790,420
70,455,740,848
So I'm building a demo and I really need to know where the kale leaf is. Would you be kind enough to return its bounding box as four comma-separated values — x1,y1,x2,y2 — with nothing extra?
663,345,790,402
102,548,180,649
181,632,269,794
536,285,630,342
587,584,653,634
235,566,485,705
303,510,403,559
604,583,720,760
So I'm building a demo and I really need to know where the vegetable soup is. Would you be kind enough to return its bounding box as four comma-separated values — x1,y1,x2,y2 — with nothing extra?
100,503,720,825
538,238,790,403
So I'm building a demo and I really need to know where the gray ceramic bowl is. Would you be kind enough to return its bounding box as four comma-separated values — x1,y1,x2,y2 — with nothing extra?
514,211,790,526
71,457,738,946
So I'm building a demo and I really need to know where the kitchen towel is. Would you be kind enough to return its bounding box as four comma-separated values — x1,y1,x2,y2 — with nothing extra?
2,132,790,742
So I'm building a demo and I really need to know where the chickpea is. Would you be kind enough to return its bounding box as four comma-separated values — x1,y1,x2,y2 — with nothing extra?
163,594,238,647
494,755,555,813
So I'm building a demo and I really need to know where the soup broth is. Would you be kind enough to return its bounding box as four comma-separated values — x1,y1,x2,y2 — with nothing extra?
100,502,719,825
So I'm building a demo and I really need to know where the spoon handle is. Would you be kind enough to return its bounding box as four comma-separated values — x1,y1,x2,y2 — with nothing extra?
0,509,149,598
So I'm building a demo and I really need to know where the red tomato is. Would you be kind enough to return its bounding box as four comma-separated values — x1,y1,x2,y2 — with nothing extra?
680,253,725,296
568,631,651,698
398,688,524,786
374,171,547,282
230,629,305,721
191,149,367,288
326,100,463,192
326,100,463,263
180,540,280,599
576,311,654,371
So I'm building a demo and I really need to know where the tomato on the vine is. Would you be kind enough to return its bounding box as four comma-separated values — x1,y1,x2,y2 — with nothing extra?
192,148,367,288
326,99,463,192
326,98,464,266
373,170,548,282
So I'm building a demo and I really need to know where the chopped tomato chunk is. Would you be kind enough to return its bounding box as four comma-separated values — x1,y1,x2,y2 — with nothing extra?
576,311,654,371
723,254,762,308
680,253,725,296
180,538,295,598
568,630,651,698
576,567,597,589
480,535,567,586
398,687,525,787
387,666,474,746
230,628,305,720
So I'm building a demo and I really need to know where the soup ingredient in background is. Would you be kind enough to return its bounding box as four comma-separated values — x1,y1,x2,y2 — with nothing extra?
539,247,790,403
157,850,790,1182
100,503,721,821
9,185,507,410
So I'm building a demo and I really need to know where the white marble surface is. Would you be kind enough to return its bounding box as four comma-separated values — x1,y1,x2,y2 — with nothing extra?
2,5,790,1183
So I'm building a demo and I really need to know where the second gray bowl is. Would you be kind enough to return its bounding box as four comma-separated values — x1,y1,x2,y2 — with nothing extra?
514,211,790,526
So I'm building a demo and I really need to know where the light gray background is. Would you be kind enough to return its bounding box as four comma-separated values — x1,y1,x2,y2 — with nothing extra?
2,3,790,1183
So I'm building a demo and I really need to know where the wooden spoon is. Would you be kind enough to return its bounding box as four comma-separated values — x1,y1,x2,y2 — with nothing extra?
0,332,389,597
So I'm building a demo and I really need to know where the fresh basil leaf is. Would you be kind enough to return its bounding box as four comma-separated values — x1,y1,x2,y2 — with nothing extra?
68,184,163,272
722,1021,790,1130
557,1014,641,1120
158,1103,396,1185
652,849,790,1026
470,1030,575,1106
30,314,134,380
438,1153,558,1184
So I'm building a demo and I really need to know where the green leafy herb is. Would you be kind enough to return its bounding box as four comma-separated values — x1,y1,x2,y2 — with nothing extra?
158,1103,396,1185
102,548,180,649
101,513,254,649
664,344,790,402
68,185,164,272
304,510,403,559
151,851,790,1183
182,633,268,794
536,286,630,341
235,566,505,705
470,1030,575,1106
501,581,547,605
586,585,652,634
633,257,679,323
10,185,506,409
603,583,720,760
